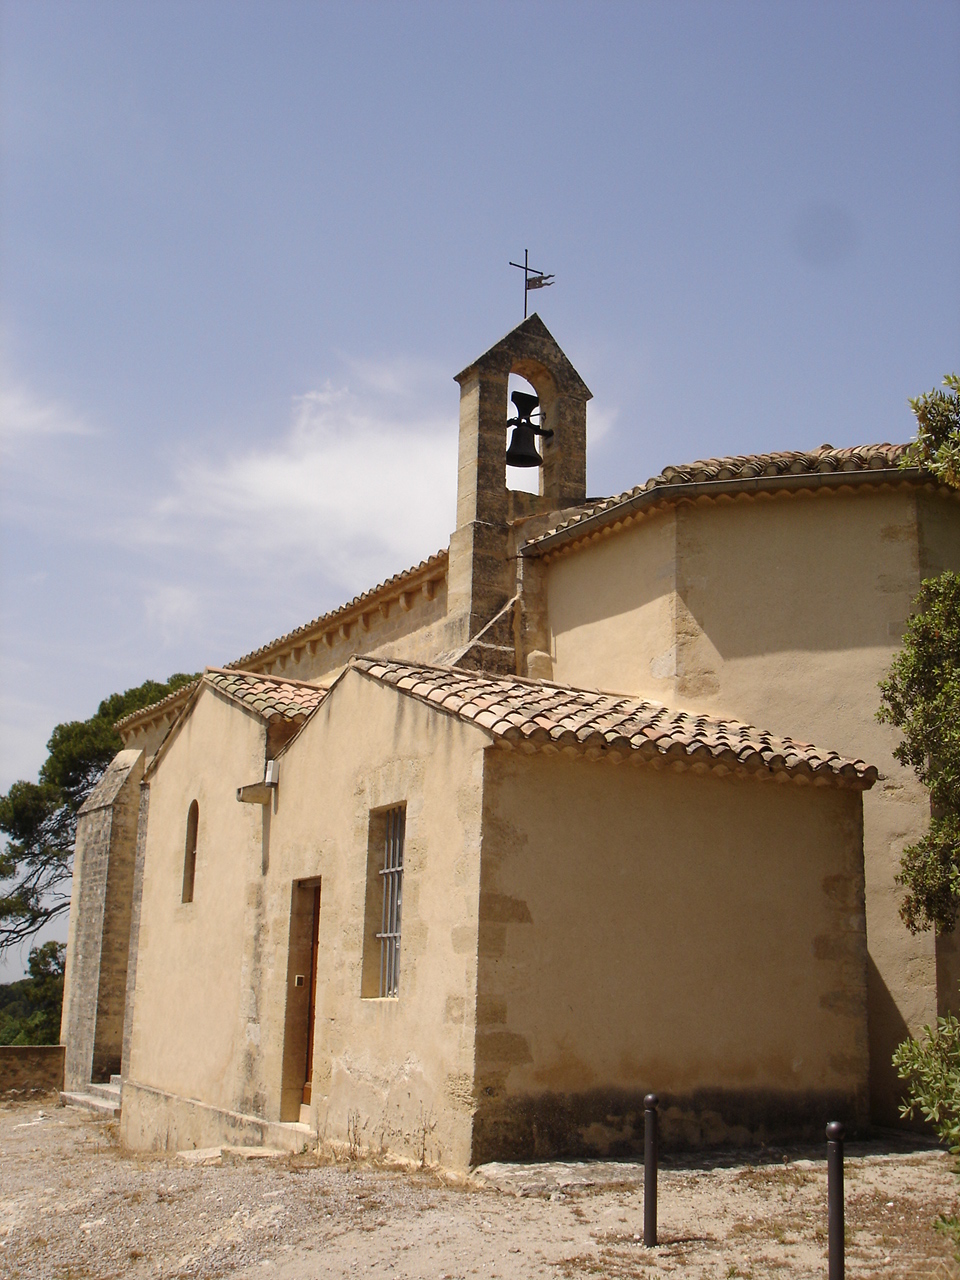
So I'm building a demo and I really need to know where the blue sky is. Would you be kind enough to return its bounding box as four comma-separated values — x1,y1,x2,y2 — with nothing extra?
1,2,958,969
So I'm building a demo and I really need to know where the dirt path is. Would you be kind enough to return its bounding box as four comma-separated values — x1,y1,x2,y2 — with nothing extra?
0,1097,957,1279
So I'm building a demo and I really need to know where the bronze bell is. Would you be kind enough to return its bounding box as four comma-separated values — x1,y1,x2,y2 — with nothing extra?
506,421,543,467
506,391,552,468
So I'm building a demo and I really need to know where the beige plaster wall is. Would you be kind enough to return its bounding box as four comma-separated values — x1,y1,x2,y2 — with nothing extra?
262,672,488,1168
121,671,488,1168
543,485,960,1124
473,749,868,1161
122,688,267,1126
546,507,677,698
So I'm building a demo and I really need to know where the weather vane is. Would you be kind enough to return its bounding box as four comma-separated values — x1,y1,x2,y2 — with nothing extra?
509,250,554,319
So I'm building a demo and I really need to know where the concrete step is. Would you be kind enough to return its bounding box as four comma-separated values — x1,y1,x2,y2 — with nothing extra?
109,1074,122,1088
60,1090,121,1120
85,1081,121,1103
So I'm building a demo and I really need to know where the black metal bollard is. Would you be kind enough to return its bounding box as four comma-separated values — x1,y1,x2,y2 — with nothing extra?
826,1120,845,1280
643,1093,659,1247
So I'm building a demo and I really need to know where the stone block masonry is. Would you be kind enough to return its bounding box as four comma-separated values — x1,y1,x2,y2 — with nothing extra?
0,1045,64,1093
60,749,144,1090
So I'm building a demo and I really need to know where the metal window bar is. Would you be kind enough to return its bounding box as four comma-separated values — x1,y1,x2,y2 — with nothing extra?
376,806,404,997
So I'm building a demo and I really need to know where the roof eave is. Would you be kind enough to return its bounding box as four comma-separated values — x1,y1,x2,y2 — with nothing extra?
115,679,200,739
523,466,929,558
349,656,878,790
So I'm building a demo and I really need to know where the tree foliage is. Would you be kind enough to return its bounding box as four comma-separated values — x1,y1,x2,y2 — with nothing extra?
0,674,197,952
894,1010,960,1150
895,1011,960,1252
878,373,960,934
878,572,960,932
903,373,960,489
0,941,66,1045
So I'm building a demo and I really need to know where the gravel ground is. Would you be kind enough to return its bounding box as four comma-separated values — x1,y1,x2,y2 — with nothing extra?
0,1095,958,1279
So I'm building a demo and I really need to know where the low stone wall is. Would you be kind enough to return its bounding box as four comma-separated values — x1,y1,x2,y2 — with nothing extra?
0,1045,65,1093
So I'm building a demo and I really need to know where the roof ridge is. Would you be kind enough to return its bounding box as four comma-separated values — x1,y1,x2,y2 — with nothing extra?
351,653,617,700
204,666,326,690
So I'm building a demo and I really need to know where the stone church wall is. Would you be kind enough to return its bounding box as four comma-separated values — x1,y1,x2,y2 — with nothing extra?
121,692,267,1118
120,672,488,1169
471,748,869,1162
60,749,144,1090
541,482,960,1125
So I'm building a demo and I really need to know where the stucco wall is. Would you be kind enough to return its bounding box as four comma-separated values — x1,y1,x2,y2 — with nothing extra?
229,578,459,685
543,484,960,1124
121,671,488,1168
122,689,267,1120
473,749,869,1161
546,507,677,697
263,672,487,1168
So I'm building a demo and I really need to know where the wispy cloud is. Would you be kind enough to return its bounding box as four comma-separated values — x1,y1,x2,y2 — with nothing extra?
336,353,449,399
0,380,93,446
147,367,459,593
143,583,204,645
588,403,618,446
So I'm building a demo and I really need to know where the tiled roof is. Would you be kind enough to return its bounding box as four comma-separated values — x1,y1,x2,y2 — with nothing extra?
647,442,907,486
115,679,201,733
226,550,448,671
204,668,328,721
524,443,920,555
351,657,877,788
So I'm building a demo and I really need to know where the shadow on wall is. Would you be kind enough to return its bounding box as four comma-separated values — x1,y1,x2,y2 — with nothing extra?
673,499,919,661
866,952,915,1131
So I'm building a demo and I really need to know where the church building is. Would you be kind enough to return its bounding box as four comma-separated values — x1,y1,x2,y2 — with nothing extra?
60,317,960,1166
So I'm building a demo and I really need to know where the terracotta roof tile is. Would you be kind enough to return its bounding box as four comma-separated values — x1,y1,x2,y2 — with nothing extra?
204,668,328,721
351,657,877,788
115,679,201,733
524,443,920,555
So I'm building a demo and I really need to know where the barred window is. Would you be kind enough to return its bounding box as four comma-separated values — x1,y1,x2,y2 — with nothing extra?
361,805,405,998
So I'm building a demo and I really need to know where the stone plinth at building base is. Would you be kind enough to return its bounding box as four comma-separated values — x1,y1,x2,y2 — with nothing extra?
120,1080,315,1155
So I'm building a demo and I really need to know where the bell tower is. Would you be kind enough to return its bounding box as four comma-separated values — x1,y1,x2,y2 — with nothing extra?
447,314,592,637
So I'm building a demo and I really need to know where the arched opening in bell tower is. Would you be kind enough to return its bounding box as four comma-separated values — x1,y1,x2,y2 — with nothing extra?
505,358,560,499
505,372,542,494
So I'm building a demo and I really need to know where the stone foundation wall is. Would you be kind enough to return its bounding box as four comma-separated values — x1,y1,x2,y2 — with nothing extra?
471,1085,866,1164
0,1045,64,1093
120,1079,312,1153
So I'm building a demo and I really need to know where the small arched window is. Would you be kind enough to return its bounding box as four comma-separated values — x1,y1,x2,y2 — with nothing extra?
182,800,199,903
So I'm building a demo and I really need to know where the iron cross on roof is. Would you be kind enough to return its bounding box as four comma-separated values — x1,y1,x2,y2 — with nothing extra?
509,249,555,318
